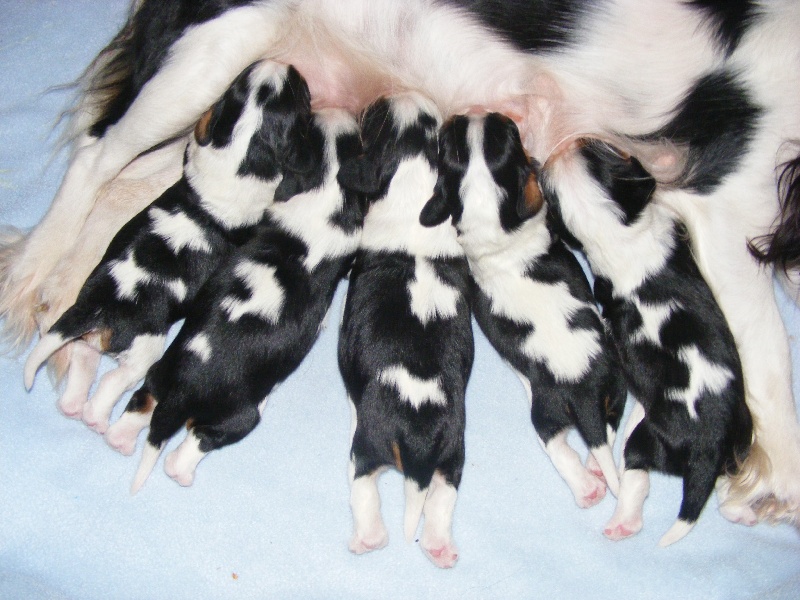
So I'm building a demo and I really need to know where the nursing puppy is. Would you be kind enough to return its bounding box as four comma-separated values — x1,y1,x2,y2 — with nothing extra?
337,94,473,569
126,108,363,490
422,113,626,507
23,60,315,435
541,140,752,546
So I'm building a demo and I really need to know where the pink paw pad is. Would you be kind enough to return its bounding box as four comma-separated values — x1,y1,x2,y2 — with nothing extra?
423,544,459,569
349,532,388,554
603,521,640,541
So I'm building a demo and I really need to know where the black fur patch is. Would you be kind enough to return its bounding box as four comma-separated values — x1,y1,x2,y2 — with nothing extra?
647,69,762,194
446,0,599,52
580,141,656,225
686,0,760,56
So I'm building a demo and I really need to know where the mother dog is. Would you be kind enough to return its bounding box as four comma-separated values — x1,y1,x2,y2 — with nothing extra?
1,0,799,524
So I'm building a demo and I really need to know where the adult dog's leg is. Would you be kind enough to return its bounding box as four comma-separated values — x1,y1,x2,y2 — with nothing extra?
0,2,292,345
664,179,800,524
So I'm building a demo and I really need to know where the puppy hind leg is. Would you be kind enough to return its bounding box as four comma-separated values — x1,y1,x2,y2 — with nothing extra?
82,334,166,433
163,405,263,487
403,477,429,543
604,420,657,541
604,468,650,541
164,430,207,487
57,340,102,419
105,388,158,456
349,466,389,554
420,471,459,569
539,430,607,508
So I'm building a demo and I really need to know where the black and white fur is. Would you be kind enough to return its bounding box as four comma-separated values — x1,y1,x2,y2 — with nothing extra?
422,113,626,507
3,0,800,523
542,140,753,546
127,108,363,492
337,94,473,569
23,60,316,437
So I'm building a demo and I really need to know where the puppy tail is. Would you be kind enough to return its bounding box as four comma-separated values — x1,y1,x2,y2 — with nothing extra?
130,440,164,495
658,519,695,547
590,444,620,497
404,478,429,542
24,332,69,390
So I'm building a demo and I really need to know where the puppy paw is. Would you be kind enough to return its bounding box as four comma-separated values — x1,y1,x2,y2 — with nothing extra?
603,516,642,541
585,453,605,481
58,394,86,419
421,540,459,569
81,403,109,434
572,472,607,508
105,426,137,456
164,450,196,487
349,527,388,554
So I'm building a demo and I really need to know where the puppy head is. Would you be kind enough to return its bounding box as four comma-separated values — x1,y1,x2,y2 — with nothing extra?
420,113,544,232
337,92,441,202
193,61,318,201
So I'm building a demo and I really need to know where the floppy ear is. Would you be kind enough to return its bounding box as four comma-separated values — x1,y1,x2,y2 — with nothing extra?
419,176,453,227
282,119,315,175
516,166,545,220
336,155,381,195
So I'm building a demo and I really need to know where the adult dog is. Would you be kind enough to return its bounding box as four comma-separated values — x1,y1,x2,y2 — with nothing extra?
1,0,799,524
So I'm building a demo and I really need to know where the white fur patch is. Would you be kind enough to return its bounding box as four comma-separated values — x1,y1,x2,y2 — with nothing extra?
109,249,151,300
148,207,212,253
167,278,187,302
267,109,361,269
359,156,463,258
408,258,460,325
379,366,447,409
186,333,212,363
667,346,734,419
221,260,284,323
630,299,679,346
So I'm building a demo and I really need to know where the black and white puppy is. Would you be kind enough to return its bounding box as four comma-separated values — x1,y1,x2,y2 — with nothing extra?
24,60,315,437
422,113,626,507
542,140,752,546
126,108,363,492
337,94,473,569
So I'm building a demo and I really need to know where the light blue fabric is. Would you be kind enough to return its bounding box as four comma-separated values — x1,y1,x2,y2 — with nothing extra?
1,2,798,598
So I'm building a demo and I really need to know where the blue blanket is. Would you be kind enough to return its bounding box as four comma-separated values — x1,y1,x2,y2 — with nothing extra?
1,2,798,598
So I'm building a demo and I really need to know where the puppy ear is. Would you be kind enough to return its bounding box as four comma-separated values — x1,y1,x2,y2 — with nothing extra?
517,168,545,220
337,155,381,195
419,176,453,227
282,120,315,175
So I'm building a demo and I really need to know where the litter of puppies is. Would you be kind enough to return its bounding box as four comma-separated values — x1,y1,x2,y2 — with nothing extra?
18,61,755,567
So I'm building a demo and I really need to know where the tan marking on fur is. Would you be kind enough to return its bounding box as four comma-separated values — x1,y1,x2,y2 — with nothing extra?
524,172,545,215
194,108,214,145
392,442,403,472
135,392,156,415
186,418,194,431
82,328,113,352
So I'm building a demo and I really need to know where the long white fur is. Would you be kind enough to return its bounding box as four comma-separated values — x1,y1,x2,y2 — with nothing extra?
3,0,799,521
